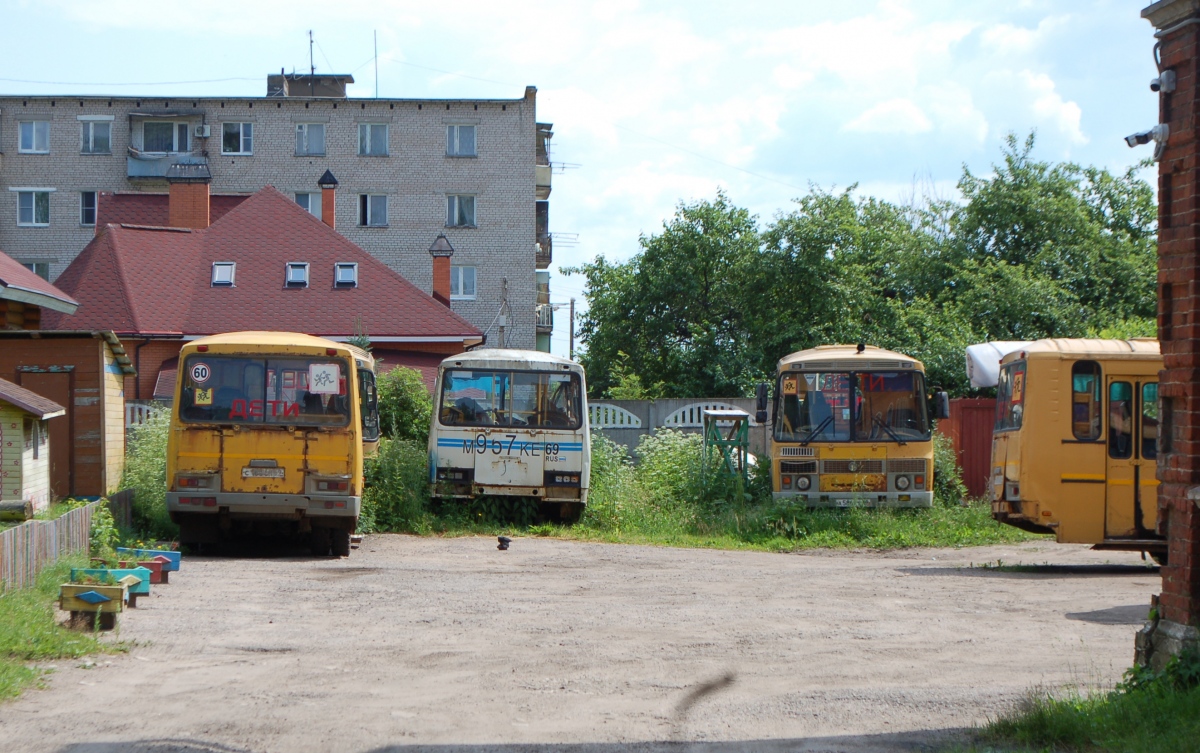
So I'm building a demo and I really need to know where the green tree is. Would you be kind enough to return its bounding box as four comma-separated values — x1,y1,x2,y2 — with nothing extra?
376,366,433,443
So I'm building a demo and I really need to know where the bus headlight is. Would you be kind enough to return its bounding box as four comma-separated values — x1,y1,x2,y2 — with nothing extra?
796,476,811,491
895,475,911,491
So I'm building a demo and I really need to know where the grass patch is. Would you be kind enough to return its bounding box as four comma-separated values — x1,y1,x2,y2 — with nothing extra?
0,556,123,701
979,650,1200,753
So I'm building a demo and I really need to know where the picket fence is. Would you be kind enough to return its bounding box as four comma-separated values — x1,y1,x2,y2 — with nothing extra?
0,502,97,592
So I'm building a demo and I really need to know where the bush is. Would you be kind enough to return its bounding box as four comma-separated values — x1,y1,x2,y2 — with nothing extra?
120,408,176,541
361,438,432,534
933,430,969,506
377,366,433,443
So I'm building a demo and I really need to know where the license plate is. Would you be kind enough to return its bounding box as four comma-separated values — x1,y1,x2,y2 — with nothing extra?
242,467,285,478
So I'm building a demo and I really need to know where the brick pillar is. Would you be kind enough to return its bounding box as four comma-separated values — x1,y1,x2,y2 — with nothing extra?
1140,0,1200,667
168,183,210,229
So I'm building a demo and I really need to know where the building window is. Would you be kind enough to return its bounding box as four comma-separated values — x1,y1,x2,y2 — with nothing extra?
446,195,476,227
446,125,476,156
21,262,50,280
80,191,97,226
450,265,476,300
222,122,253,154
18,121,50,153
358,123,388,156
295,192,322,221
16,191,51,226
285,262,309,288
295,123,325,156
359,195,387,227
81,121,111,154
211,262,236,287
143,121,189,153
335,263,358,288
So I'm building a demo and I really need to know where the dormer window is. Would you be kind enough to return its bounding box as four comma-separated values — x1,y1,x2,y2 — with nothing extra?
335,262,358,288
211,262,236,287
286,262,310,288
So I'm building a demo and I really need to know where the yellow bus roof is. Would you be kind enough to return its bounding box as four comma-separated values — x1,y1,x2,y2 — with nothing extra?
777,344,924,371
181,331,374,364
1000,338,1160,365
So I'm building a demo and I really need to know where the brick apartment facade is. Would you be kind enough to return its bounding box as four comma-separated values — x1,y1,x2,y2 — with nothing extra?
0,75,555,350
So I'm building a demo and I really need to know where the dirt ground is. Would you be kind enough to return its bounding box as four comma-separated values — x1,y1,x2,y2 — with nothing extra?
0,536,1160,753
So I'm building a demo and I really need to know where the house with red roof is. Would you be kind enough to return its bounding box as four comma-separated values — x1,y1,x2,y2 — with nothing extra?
42,169,483,402
0,249,79,328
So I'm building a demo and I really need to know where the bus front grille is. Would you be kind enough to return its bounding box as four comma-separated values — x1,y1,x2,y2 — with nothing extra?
779,446,815,457
780,461,817,474
822,460,884,474
887,459,927,474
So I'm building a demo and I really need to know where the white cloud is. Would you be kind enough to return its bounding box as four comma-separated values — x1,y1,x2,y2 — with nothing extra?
980,15,1069,55
1020,71,1088,145
845,99,933,135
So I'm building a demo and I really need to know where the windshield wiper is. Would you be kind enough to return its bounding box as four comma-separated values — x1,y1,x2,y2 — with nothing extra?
872,414,907,446
800,415,833,446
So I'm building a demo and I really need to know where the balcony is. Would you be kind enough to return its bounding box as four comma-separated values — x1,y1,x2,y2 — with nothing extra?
536,234,552,269
535,164,552,200
127,149,207,180
536,303,554,333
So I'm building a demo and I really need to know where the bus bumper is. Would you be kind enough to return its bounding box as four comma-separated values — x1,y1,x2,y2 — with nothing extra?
167,492,360,520
432,484,587,504
771,490,933,508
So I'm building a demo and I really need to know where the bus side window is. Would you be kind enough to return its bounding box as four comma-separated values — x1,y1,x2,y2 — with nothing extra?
1071,361,1101,440
1108,381,1134,459
1142,383,1158,460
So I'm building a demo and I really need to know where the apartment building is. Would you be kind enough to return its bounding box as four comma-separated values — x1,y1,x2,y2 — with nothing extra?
0,73,555,350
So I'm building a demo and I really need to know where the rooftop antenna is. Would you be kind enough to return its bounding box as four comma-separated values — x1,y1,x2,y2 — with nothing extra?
308,30,315,97
374,30,379,98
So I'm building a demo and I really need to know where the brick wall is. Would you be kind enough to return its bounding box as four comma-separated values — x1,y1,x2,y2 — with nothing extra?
0,88,540,348
1146,0,1200,628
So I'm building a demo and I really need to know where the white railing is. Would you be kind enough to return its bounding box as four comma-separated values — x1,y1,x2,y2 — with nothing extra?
589,403,643,428
662,402,756,428
125,402,161,428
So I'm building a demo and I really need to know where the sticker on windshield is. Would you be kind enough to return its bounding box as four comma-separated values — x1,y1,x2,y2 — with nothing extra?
190,362,211,384
309,363,340,394
194,387,213,406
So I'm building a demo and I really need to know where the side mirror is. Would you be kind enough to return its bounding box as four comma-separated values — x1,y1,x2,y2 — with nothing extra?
755,382,769,425
936,391,951,420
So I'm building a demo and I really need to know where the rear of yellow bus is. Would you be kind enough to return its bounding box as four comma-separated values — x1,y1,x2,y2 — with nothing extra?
770,347,940,507
166,333,375,556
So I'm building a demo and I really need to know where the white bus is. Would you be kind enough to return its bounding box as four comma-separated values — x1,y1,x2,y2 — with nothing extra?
428,349,590,522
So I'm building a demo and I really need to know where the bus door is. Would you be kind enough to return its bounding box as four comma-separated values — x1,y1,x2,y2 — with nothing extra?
1105,378,1158,538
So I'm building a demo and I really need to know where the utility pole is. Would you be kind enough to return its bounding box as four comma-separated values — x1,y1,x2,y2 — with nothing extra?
498,278,508,349
569,297,576,361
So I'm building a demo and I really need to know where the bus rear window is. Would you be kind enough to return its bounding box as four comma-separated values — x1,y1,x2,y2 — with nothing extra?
178,355,350,426
995,361,1026,432
440,369,582,429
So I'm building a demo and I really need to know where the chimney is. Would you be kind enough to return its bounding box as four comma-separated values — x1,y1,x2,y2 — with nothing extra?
318,170,338,230
429,234,454,307
166,163,212,229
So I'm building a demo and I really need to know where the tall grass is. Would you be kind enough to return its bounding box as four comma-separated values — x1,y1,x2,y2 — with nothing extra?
360,438,432,534
120,408,176,541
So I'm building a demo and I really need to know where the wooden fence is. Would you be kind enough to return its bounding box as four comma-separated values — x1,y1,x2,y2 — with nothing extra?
0,501,97,592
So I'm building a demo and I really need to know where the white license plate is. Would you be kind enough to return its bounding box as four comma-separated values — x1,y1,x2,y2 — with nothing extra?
242,467,285,478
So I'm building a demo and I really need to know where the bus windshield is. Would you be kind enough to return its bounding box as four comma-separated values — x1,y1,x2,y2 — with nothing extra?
179,355,351,426
775,371,930,443
440,369,582,429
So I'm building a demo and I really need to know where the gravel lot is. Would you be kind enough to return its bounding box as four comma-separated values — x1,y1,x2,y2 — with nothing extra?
0,536,1160,753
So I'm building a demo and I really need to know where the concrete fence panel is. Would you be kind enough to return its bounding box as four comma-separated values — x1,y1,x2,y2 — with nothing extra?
591,398,770,458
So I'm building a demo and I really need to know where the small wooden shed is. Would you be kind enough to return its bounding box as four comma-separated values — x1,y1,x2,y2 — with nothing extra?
0,377,66,516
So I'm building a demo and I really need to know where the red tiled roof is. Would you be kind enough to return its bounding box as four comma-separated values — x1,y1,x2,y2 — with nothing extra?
43,187,482,344
0,249,79,314
97,192,248,228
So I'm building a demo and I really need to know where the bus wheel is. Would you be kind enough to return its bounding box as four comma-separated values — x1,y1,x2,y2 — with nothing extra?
558,502,584,525
309,527,332,557
1151,551,1169,567
331,528,351,558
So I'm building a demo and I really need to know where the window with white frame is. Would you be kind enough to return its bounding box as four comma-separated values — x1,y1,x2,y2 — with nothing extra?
15,190,51,226
285,262,309,288
80,191,97,226
18,121,50,153
294,192,322,221
211,262,236,287
358,123,388,156
450,265,476,300
142,121,189,153
359,194,387,227
446,195,476,227
295,123,325,156
21,262,50,281
80,121,111,153
335,262,358,288
446,125,476,156
222,122,253,154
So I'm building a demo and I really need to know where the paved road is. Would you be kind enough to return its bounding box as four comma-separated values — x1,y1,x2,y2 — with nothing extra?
0,536,1159,753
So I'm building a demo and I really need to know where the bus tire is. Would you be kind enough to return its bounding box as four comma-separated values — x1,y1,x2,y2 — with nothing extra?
559,502,584,525
1152,551,1169,567
309,527,332,557
331,528,351,557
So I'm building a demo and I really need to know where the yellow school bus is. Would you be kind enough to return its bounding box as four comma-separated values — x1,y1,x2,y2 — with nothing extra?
166,332,380,556
990,339,1165,559
768,345,946,507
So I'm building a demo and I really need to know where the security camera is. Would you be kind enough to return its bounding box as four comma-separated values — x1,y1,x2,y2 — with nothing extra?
1151,70,1177,93
1125,123,1169,148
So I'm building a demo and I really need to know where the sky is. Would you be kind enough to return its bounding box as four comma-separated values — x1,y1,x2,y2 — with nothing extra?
2,0,1165,357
